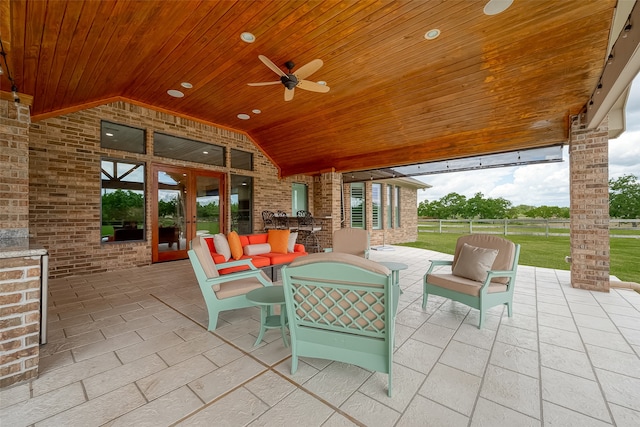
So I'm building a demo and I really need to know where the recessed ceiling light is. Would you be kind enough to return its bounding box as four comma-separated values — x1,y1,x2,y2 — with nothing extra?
181,82,193,89
252,109,261,114
424,29,441,40
317,81,327,86
237,113,250,120
240,32,255,43
202,151,209,154
483,0,514,15
105,132,114,137
167,89,184,98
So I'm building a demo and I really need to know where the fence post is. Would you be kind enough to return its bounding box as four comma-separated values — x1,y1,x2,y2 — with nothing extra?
470,220,473,233
439,220,442,233
545,219,549,238
504,218,508,235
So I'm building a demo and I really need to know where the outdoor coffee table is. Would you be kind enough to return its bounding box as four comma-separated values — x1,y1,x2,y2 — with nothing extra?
246,286,288,347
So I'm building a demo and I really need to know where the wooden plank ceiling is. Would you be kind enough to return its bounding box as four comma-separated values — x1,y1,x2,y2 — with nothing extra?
3,0,615,177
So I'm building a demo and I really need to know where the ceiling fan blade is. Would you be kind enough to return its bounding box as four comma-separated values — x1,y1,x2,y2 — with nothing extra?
258,55,287,77
247,81,282,86
284,87,295,101
297,79,330,93
294,59,323,79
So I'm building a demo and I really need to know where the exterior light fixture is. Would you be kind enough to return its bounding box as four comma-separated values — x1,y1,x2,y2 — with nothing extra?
607,53,614,65
1,39,20,105
424,29,441,40
167,89,184,98
623,23,632,38
483,0,514,16
181,82,193,89
240,32,256,43
237,113,250,120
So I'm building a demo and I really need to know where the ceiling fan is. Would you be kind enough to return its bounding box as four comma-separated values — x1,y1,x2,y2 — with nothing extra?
247,55,330,101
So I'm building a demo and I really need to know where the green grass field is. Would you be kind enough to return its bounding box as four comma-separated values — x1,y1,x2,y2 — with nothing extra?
399,233,640,284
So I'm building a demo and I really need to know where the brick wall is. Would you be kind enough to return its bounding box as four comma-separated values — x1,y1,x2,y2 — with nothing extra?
569,115,610,291
0,256,41,387
29,101,312,278
0,101,30,238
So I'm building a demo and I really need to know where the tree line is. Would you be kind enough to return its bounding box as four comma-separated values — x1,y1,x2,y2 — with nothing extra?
419,174,640,219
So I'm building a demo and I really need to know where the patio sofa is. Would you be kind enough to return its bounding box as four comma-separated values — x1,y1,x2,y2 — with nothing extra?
201,229,307,275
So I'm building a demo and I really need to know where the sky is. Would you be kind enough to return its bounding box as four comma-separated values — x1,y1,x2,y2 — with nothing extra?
416,77,640,208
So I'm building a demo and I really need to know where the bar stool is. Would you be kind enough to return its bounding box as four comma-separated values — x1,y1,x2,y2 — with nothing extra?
296,210,321,252
262,210,276,231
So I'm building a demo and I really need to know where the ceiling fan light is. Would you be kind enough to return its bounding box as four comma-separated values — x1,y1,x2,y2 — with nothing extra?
483,0,514,16
317,81,327,85
240,32,255,43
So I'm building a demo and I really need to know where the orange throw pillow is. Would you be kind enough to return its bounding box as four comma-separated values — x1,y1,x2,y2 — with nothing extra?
267,229,290,254
227,231,243,260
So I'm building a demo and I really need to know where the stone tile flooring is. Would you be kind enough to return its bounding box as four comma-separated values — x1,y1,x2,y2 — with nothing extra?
2,246,639,426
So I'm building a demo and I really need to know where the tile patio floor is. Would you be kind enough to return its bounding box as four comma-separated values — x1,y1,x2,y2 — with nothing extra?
1,246,640,426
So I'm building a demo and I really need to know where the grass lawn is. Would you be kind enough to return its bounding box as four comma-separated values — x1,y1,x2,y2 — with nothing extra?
399,233,640,284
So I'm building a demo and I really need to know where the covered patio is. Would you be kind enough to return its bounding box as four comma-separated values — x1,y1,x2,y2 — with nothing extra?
2,245,638,426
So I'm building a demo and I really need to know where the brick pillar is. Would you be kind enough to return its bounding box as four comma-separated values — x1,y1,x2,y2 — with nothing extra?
313,170,343,249
1,99,44,387
0,100,30,238
569,114,610,291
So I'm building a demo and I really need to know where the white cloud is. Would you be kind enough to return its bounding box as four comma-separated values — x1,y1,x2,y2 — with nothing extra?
417,77,640,208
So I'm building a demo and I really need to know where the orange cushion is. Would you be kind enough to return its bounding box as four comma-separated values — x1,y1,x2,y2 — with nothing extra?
227,231,243,260
248,234,268,244
239,235,250,247
267,229,290,254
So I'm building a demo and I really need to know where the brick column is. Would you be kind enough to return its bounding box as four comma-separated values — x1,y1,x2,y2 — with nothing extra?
313,170,342,249
0,100,30,238
1,99,45,387
569,114,610,291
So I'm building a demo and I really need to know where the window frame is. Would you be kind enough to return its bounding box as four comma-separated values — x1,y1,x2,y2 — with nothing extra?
350,182,366,229
100,158,146,243
372,183,382,230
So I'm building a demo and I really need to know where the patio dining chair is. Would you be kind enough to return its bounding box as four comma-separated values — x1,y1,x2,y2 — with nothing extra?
188,237,272,331
423,234,520,329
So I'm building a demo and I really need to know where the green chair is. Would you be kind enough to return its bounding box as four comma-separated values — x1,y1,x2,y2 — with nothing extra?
282,252,397,397
423,234,521,329
188,237,272,331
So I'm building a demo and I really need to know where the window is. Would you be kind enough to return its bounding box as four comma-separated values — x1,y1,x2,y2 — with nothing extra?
153,132,225,166
101,159,145,242
372,183,382,229
351,183,365,228
292,183,308,214
231,149,253,170
231,175,253,234
394,186,401,227
386,185,393,228
101,121,145,154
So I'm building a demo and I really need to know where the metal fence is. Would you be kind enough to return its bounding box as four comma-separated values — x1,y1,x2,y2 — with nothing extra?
418,218,640,238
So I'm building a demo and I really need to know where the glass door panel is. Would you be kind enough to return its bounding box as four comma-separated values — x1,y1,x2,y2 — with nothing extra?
195,175,221,236
154,168,188,261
